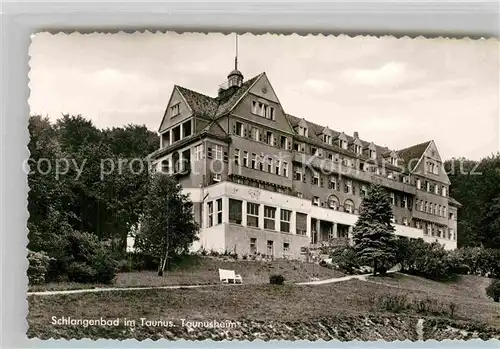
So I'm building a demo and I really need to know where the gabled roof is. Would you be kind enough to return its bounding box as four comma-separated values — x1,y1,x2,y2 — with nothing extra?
176,86,219,119
449,197,463,207
173,73,263,120
397,141,432,171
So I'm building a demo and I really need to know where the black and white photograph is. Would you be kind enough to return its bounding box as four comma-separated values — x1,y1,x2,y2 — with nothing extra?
26,32,500,341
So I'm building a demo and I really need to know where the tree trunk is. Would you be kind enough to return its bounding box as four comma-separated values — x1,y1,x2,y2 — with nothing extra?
373,260,377,276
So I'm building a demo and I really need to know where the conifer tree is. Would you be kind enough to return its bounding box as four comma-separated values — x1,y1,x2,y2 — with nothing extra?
352,184,396,275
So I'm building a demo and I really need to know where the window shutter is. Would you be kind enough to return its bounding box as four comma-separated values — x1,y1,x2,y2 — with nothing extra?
320,177,324,187
302,174,306,183
259,131,262,142
223,151,228,163
232,124,236,134
273,136,277,147
207,147,213,159
244,128,248,138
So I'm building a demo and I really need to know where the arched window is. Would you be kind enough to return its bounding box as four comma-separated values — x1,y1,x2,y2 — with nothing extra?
327,195,339,210
161,159,170,174
344,199,355,214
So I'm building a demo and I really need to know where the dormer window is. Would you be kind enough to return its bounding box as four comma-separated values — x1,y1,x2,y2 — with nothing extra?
354,145,362,155
323,134,332,144
370,149,377,159
298,126,309,137
390,157,398,166
170,103,180,117
339,139,348,150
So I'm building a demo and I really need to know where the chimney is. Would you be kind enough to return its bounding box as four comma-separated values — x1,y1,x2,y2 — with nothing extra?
354,131,359,139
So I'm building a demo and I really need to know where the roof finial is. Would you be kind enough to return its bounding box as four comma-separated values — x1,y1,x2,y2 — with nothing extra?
234,33,238,70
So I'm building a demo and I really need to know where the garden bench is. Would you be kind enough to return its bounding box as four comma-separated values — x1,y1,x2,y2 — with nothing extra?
218,268,242,284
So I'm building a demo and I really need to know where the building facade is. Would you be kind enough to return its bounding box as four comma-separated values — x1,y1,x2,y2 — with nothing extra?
149,68,460,259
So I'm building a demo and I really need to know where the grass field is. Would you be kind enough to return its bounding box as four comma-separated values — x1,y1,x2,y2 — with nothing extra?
28,272,500,340
29,256,345,292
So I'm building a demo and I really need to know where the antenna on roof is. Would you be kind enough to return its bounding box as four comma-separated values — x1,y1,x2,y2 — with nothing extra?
234,33,239,70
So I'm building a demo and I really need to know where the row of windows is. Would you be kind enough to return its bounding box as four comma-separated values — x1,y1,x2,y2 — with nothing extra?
234,149,289,177
233,121,291,149
251,100,276,120
228,199,294,233
249,238,290,258
415,199,448,218
416,178,447,196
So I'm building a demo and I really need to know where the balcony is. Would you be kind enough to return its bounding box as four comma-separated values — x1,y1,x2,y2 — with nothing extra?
292,152,416,195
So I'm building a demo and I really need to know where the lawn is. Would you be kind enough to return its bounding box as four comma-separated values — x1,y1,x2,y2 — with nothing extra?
29,256,345,292
28,273,500,340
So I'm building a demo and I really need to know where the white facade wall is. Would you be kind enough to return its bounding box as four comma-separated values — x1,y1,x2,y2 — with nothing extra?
182,182,457,255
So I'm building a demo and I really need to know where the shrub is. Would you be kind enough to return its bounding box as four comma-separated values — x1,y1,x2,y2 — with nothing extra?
269,274,285,285
330,246,360,274
27,250,51,285
486,279,500,302
67,262,97,283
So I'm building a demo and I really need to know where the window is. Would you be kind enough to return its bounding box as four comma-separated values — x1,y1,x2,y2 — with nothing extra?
415,220,421,229
161,159,171,174
214,145,223,160
267,157,273,173
313,172,319,186
416,179,421,190
442,186,447,197
391,157,398,166
434,184,439,195
328,195,339,210
216,198,223,224
275,160,281,175
434,203,438,215
426,224,432,235
194,144,204,161
212,173,221,182
251,127,259,141
449,228,455,240
361,185,368,197
345,179,352,194
234,149,240,165
390,193,395,206
328,176,337,190
280,136,288,149
170,103,180,117
251,153,257,169
294,168,302,181
283,162,288,177
420,200,424,211
313,196,320,206
280,209,291,233
298,126,308,137
264,206,276,230
247,202,259,227
250,238,257,254
207,202,213,227
424,201,429,213
340,139,348,150
229,199,242,224
243,151,249,167
449,212,455,220
403,217,408,226
323,134,332,144
438,205,442,217
426,181,430,192
265,131,274,145
402,195,408,209
370,149,376,159
344,199,354,214
297,192,303,198
282,242,290,256
235,122,244,137
266,240,274,257
387,172,394,179
296,212,307,235
355,145,362,155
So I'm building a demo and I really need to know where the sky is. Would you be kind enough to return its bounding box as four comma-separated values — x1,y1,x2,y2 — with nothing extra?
29,32,499,160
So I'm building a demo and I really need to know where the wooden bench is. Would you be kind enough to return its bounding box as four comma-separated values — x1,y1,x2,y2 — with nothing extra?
218,268,243,284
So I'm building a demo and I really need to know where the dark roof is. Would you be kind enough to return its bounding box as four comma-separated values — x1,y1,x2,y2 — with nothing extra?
175,73,262,120
397,141,431,171
449,197,463,207
285,113,393,162
175,86,219,119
